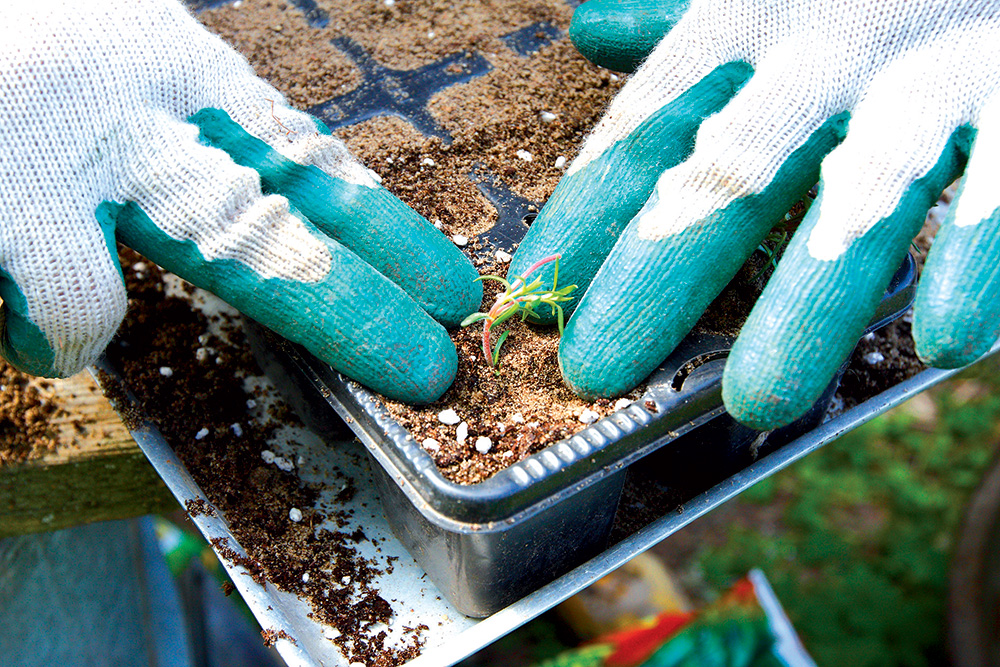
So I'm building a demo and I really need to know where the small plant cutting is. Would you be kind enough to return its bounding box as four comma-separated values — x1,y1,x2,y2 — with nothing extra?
461,254,578,369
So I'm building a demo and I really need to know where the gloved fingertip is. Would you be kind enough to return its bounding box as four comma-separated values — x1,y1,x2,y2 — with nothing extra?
569,0,687,73
0,265,109,379
387,338,458,405
0,312,58,377
911,313,996,369
558,337,636,401
721,371,810,432
722,321,839,432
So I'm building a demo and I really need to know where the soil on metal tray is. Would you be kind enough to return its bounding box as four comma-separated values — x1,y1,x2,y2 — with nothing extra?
105,248,424,666
0,363,67,466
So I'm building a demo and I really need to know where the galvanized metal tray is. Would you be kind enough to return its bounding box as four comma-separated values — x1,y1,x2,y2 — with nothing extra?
95,338,999,667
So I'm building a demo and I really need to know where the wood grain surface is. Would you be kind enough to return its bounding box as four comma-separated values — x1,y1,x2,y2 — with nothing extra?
0,371,178,538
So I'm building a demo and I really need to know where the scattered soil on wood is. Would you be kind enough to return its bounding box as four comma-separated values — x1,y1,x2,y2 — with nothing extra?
0,363,66,466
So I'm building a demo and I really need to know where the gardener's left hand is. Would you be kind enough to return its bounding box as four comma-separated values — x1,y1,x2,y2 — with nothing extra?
511,0,1000,430
1,0,482,404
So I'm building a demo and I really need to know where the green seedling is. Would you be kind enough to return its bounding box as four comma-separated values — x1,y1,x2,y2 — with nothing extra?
461,254,578,370
750,195,815,283
751,226,790,283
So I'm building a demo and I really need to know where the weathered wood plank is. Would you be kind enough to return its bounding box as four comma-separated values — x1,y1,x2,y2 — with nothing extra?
0,372,178,538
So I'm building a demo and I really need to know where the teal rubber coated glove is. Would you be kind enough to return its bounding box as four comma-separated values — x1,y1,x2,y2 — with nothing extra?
511,0,1000,429
0,0,482,404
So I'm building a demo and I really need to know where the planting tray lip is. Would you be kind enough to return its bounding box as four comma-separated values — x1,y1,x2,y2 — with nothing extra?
260,251,918,529
253,323,728,529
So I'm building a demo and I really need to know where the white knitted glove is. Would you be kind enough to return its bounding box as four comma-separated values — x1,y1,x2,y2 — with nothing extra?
512,0,1000,428
0,0,481,403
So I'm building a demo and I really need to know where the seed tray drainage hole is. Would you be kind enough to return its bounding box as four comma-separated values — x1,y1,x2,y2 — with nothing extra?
670,351,729,392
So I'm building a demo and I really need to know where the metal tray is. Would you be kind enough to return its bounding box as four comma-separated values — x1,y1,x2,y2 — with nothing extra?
96,338,998,667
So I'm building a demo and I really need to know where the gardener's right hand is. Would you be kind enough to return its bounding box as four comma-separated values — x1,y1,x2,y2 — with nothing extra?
511,0,1000,430
0,0,482,404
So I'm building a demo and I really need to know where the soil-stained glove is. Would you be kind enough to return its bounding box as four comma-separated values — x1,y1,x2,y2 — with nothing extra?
0,0,482,403
511,0,1000,429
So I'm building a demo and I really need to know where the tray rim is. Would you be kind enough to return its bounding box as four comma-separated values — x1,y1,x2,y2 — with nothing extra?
246,251,917,528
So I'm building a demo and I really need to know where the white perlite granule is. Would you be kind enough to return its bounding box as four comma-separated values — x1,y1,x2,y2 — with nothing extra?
864,351,885,365
438,408,460,425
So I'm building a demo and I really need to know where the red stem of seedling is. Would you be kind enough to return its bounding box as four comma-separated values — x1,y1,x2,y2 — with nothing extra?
513,254,562,289
480,254,561,365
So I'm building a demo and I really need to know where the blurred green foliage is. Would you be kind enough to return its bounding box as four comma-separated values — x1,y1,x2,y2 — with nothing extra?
695,355,1000,667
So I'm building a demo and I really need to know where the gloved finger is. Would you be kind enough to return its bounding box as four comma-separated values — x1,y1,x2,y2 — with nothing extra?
723,65,976,429
187,108,480,329
135,1,480,328
509,37,754,323
556,51,851,397
570,0,691,73
172,44,481,329
913,96,1000,367
111,113,456,404
0,203,126,378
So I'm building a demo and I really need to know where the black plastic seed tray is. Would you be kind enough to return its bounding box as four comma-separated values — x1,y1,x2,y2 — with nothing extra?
248,203,917,616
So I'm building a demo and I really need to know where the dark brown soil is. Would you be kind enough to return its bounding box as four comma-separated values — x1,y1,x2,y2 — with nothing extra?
103,248,423,666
